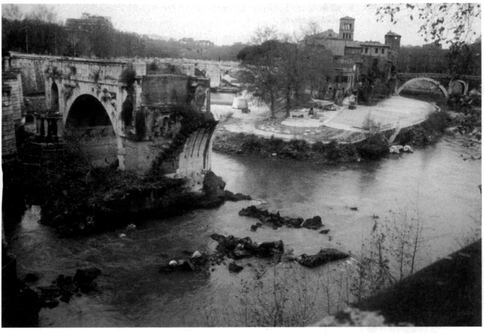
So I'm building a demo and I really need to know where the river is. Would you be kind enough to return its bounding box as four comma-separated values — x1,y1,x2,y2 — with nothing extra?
8,130,481,327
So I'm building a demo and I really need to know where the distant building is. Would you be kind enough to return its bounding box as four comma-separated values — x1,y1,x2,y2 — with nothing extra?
65,13,113,32
65,13,114,58
304,17,401,98
196,40,214,47
179,38,214,47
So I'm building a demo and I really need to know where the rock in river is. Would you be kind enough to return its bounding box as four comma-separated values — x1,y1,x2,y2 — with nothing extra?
228,262,244,273
239,205,323,231
296,249,350,268
301,216,323,230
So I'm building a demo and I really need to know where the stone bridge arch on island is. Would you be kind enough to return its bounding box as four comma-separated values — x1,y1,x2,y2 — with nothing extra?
9,53,217,188
395,77,449,99
449,79,469,96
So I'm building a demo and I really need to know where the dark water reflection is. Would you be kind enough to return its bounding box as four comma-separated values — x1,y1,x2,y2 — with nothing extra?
9,133,481,326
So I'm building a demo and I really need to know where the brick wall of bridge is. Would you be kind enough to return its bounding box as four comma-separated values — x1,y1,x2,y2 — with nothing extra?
150,58,240,87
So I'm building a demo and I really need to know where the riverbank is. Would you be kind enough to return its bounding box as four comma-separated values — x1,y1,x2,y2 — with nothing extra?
212,95,451,163
213,110,450,163
323,239,481,326
212,95,438,143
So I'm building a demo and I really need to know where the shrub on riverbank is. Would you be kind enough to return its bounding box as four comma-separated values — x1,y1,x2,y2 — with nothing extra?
355,133,389,160
214,132,384,163
397,110,450,146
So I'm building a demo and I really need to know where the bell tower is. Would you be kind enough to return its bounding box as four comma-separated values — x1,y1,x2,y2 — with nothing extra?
385,31,401,50
339,16,355,40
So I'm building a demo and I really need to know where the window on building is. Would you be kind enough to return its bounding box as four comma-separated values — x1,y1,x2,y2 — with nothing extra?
375,48,378,54
365,47,369,54
382,48,385,54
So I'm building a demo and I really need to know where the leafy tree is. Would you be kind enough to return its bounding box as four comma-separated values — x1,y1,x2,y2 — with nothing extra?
445,42,481,76
371,3,481,46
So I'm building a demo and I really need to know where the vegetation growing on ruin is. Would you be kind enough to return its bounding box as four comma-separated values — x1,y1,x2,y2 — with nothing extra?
150,104,217,176
17,133,204,236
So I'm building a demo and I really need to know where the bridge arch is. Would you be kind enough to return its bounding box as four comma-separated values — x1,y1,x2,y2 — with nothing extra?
51,83,59,112
396,77,449,99
449,79,469,96
65,94,118,167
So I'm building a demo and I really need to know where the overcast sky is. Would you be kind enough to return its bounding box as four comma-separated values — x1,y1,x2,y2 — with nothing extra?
7,1,482,46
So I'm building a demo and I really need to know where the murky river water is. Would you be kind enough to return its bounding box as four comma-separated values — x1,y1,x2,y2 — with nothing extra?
8,130,481,327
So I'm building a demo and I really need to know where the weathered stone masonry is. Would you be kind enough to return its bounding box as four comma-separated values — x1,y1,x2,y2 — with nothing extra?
6,53,218,188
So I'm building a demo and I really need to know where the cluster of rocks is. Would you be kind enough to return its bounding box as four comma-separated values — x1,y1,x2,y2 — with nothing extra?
158,234,286,275
158,232,351,276
239,205,330,233
158,251,210,273
210,233,284,260
26,267,101,310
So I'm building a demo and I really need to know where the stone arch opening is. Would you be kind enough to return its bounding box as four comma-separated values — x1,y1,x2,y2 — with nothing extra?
449,80,468,96
396,77,449,99
51,82,59,112
65,94,118,168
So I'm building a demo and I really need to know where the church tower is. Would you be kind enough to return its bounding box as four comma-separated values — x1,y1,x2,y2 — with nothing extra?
385,31,401,50
339,16,355,40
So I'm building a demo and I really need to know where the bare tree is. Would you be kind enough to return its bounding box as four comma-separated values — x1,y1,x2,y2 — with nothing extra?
251,26,279,45
27,4,59,23
300,20,321,37
2,4,24,21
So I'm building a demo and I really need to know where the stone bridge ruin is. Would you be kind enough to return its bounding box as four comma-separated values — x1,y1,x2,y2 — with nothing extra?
6,53,218,189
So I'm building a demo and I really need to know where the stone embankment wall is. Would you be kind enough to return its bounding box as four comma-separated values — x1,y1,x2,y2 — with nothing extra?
2,71,24,161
